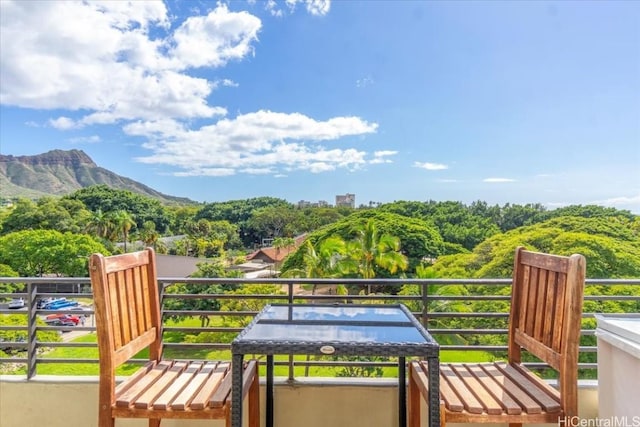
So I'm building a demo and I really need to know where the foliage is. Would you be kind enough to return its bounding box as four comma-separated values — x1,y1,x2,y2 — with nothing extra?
0,314,61,351
64,185,172,233
219,284,285,327
0,229,109,276
0,264,23,294
380,200,502,250
347,220,408,279
163,259,242,325
0,197,92,235
282,210,448,274
196,197,292,246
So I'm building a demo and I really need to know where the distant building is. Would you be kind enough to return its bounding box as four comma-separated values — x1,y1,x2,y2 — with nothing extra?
297,200,330,208
335,193,356,208
246,233,308,272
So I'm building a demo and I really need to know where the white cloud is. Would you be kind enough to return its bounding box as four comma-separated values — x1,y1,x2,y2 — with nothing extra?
49,117,79,130
266,0,284,17
414,162,448,170
169,6,261,69
370,150,397,164
483,178,516,183
590,193,640,209
130,110,377,175
0,2,258,123
218,79,239,88
1,0,385,179
303,0,331,16
356,77,374,88
280,0,331,16
437,179,459,183
69,135,101,144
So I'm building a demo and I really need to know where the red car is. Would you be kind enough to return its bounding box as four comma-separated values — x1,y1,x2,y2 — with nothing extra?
44,314,81,326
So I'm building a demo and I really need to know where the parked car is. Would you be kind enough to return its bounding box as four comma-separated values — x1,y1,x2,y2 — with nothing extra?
8,298,25,309
42,298,79,310
36,297,55,309
44,314,81,326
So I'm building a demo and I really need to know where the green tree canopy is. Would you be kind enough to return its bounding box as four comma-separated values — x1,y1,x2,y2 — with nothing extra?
282,210,450,274
427,216,640,279
0,197,92,235
0,230,109,277
64,185,172,233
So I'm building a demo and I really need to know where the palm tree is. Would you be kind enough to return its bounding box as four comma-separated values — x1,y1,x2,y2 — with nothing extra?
272,237,296,265
85,209,113,240
281,237,348,294
111,210,136,252
347,220,408,293
139,221,160,249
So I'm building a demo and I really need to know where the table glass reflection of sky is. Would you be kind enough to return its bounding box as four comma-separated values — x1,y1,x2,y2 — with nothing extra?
241,305,428,344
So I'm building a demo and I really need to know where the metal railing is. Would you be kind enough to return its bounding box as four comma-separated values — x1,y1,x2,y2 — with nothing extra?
1,277,639,379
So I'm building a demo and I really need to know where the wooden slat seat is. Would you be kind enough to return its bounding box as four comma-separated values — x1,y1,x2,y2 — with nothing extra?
410,361,563,423
409,247,586,427
89,248,260,427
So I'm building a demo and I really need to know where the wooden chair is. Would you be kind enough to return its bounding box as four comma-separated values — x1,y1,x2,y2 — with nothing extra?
409,247,586,426
89,248,260,427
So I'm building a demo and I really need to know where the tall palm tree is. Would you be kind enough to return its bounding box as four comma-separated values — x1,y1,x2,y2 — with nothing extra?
281,237,348,294
85,208,113,240
139,221,160,249
111,210,136,252
347,220,408,293
272,236,296,263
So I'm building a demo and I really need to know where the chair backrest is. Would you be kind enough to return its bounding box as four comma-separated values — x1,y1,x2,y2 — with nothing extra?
507,246,585,414
89,248,163,378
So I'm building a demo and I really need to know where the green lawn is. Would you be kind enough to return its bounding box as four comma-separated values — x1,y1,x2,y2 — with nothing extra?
7,315,497,376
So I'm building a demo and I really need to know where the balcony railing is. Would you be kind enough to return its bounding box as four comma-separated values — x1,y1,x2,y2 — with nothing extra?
1,277,639,379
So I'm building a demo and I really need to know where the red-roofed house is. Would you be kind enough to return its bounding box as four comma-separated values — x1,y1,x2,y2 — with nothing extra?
246,234,307,269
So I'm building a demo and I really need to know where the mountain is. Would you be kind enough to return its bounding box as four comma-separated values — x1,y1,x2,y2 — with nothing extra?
0,149,194,205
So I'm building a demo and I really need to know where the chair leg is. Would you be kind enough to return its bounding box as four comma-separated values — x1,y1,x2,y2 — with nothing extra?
225,405,231,427
97,409,115,427
248,367,260,427
408,364,420,427
149,419,161,427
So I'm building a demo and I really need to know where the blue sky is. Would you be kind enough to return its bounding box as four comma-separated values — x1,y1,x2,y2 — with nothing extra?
1,0,639,212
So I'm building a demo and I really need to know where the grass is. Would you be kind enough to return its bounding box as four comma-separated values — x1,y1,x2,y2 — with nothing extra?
4,315,497,376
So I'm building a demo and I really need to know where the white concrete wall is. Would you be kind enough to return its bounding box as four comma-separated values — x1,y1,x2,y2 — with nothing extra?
0,376,599,427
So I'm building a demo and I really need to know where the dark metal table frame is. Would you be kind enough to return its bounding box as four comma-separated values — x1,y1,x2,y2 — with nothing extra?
231,303,440,427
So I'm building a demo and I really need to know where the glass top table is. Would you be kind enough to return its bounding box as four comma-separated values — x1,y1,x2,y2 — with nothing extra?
230,303,440,427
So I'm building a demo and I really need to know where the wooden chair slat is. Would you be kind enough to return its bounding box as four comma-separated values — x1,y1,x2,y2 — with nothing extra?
481,363,539,414
449,364,503,415
127,267,144,339
152,361,203,410
542,271,557,348
441,364,483,414
466,363,523,414
210,363,234,407
171,362,218,410
134,361,188,409
499,364,561,413
524,266,539,335
117,270,132,345
191,362,229,410
532,269,548,341
551,273,568,352
438,368,464,412
115,361,155,397
115,360,172,407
